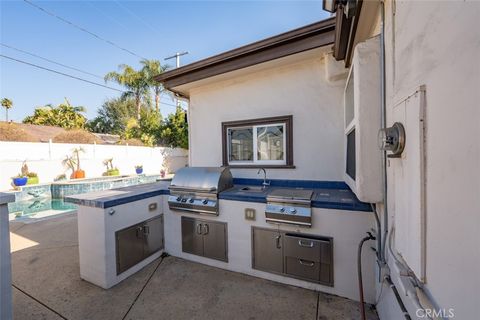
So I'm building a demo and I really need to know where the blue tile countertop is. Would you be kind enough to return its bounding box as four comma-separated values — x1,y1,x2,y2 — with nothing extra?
0,193,15,205
221,181,372,212
65,181,171,209
65,178,371,212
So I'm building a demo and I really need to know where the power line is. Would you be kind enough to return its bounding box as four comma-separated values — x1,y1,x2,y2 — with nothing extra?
84,1,130,33
23,0,147,60
1,54,180,108
0,43,103,79
113,0,158,34
0,54,125,93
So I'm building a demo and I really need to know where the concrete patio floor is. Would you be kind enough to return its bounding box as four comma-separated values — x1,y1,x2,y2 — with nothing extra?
9,214,378,320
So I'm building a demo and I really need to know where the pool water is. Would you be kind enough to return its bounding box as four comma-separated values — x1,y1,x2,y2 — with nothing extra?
7,174,166,222
8,198,77,222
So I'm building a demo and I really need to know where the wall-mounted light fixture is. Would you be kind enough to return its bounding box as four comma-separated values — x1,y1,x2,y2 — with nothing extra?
322,0,338,13
323,0,357,18
378,122,406,158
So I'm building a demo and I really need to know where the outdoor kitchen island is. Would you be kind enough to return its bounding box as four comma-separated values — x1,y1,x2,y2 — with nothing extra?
66,174,376,304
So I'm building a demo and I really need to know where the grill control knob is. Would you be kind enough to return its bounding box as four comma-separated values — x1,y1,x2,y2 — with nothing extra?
280,207,285,213
176,196,182,202
181,198,187,203
289,208,297,214
202,199,209,205
189,198,194,203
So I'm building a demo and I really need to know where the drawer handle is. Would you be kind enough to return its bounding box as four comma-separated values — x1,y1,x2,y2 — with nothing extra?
196,223,203,235
298,259,315,267
298,240,314,248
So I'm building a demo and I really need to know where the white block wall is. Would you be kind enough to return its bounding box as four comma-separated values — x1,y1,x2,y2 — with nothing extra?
0,142,188,191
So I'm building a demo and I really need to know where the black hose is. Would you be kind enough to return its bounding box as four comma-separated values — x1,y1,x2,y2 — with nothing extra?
385,276,412,320
358,232,375,320
371,203,382,262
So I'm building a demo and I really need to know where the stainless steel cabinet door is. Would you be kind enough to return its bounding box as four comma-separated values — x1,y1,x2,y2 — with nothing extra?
203,221,228,262
116,223,145,274
252,227,283,274
144,215,164,257
181,216,204,256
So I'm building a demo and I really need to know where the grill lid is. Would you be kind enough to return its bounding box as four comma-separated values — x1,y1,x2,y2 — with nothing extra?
169,167,233,193
267,188,313,202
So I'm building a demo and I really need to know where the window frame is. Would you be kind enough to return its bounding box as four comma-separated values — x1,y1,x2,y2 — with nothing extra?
222,115,294,168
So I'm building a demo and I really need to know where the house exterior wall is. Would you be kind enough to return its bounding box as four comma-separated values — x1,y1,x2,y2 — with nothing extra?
163,197,377,303
374,1,480,319
0,193,15,320
188,56,346,181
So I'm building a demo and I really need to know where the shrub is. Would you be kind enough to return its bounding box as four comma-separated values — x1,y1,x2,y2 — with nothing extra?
53,129,101,144
0,122,36,142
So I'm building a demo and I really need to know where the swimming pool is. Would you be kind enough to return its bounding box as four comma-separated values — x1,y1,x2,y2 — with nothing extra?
8,198,77,222
8,174,165,222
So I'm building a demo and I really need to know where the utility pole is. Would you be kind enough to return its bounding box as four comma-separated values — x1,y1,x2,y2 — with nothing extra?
165,52,189,109
165,51,189,68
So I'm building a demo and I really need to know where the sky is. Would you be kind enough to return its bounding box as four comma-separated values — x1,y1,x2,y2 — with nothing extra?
0,0,329,121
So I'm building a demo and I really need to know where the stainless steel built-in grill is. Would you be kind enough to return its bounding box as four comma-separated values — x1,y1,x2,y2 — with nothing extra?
168,167,233,215
265,188,314,227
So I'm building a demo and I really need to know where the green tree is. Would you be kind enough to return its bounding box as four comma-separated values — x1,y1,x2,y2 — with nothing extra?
140,59,170,113
104,64,149,119
1,98,13,122
86,97,137,134
159,105,188,149
23,98,87,129
122,108,162,147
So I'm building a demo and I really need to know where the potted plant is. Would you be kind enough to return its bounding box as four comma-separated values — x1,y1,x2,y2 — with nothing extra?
62,155,77,179
72,147,85,179
103,158,120,176
12,161,33,187
135,165,143,174
12,174,28,187
26,172,39,185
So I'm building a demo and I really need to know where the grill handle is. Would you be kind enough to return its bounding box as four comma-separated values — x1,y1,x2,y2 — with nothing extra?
169,185,217,193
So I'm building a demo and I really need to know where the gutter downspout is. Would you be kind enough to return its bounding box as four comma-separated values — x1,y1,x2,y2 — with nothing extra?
380,0,388,264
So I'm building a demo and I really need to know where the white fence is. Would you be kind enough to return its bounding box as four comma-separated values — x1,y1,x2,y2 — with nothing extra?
0,141,188,191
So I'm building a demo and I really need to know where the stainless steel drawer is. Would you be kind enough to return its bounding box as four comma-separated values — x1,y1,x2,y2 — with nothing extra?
284,234,324,262
285,256,320,282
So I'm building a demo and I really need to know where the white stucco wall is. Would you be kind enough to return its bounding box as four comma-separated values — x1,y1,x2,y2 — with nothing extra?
0,142,188,191
375,1,480,319
163,197,376,303
188,56,346,181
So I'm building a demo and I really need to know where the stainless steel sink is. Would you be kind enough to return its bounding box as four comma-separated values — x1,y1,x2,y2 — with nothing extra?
240,186,266,192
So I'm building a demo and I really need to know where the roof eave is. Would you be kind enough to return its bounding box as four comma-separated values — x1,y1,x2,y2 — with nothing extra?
155,17,336,91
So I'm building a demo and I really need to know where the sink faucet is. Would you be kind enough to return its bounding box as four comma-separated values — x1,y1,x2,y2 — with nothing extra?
257,168,270,190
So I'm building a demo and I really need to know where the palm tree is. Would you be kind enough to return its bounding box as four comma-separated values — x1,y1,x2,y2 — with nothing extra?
104,64,149,119
140,59,170,114
1,98,13,122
